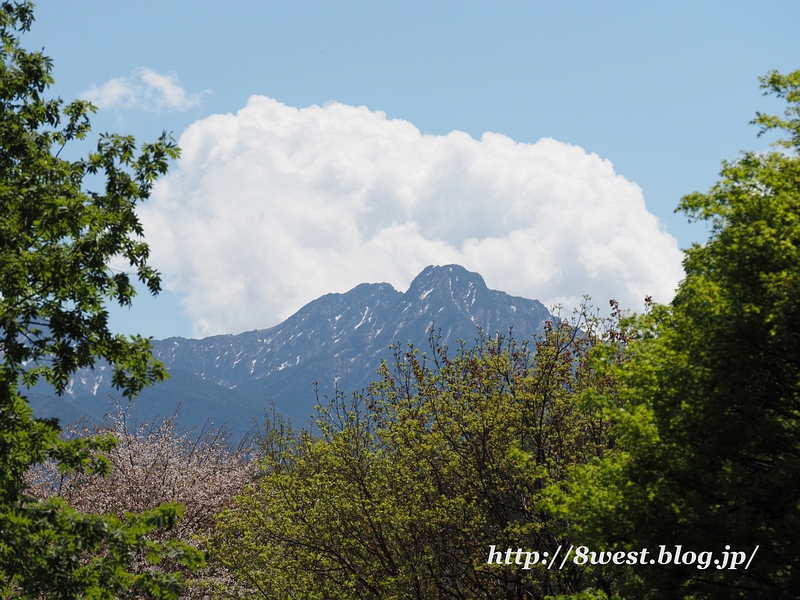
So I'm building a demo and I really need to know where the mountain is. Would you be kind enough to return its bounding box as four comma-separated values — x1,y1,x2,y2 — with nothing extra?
28,265,552,434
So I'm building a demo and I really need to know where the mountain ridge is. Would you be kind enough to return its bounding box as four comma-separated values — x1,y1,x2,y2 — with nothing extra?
29,265,553,433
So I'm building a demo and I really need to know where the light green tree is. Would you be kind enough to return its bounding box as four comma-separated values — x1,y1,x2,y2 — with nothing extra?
0,2,203,596
555,70,800,599
213,314,624,599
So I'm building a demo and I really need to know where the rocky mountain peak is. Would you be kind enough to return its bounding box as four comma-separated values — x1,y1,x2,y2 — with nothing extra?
405,264,488,305
32,265,553,430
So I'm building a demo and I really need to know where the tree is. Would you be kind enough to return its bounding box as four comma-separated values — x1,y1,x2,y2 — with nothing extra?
556,70,800,599
26,403,257,599
0,2,203,596
213,314,624,599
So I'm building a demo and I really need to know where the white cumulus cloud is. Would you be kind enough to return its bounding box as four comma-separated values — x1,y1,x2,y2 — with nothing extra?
140,96,684,337
82,68,206,112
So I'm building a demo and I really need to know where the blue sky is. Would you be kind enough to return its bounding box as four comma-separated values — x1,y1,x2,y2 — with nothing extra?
25,0,800,339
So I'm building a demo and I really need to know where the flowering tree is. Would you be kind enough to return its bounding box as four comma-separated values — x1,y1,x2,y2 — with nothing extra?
27,402,257,599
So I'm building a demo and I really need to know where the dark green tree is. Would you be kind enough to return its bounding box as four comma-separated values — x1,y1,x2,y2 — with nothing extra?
0,1,203,597
556,70,800,599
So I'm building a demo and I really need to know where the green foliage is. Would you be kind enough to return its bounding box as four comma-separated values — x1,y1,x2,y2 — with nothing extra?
213,314,624,598
0,2,203,596
752,69,800,150
556,70,800,599
0,497,198,599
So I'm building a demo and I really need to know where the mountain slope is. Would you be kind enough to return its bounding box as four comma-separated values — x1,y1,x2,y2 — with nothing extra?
31,265,552,432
